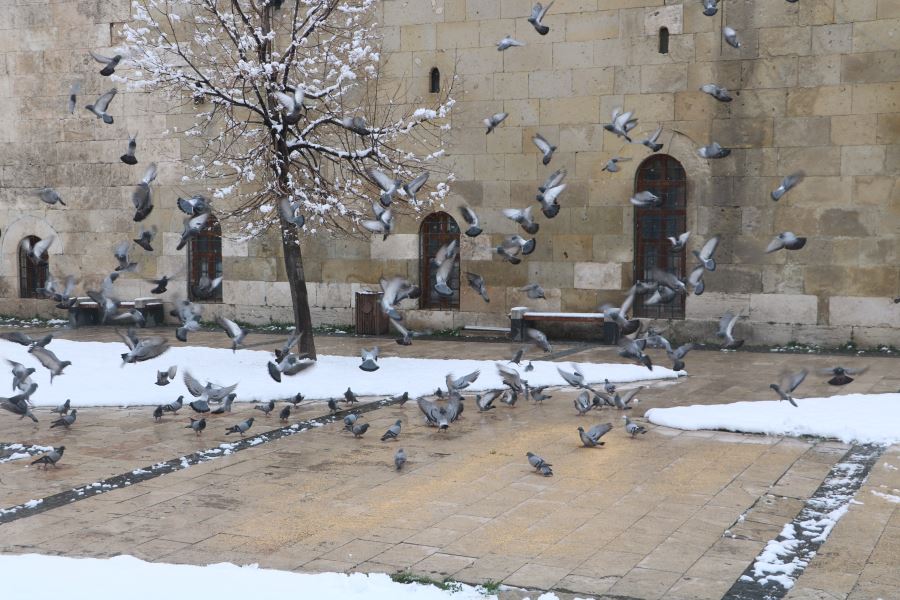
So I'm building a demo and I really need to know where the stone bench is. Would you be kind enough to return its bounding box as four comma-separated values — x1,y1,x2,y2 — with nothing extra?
69,297,165,328
509,307,619,345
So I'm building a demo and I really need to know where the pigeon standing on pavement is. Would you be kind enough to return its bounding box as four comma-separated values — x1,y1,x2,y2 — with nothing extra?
279,405,291,422
162,395,183,414
351,422,370,438
225,417,254,436
381,419,402,441
186,417,206,435
578,423,612,447
31,446,65,468
624,417,647,437
394,448,407,470
50,409,77,429
255,400,276,416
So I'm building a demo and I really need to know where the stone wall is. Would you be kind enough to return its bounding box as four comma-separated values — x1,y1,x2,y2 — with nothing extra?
0,0,897,346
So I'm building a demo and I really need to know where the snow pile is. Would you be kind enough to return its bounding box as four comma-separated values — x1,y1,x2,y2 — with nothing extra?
0,554,571,600
1,339,681,408
645,393,900,445
747,524,805,589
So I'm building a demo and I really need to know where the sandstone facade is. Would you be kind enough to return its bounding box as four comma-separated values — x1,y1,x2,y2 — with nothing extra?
0,0,897,345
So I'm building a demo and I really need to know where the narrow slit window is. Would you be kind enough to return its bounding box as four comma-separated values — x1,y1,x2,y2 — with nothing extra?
429,67,440,94
659,27,669,54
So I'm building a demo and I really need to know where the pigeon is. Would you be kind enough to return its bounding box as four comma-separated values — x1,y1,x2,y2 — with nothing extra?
497,35,525,51
612,387,642,410
496,235,536,264
217,316,247,352
693,235,720,271
497,363,526,394
2,332,53,349
532,133,556,165
604,108,638,142
8,360,36,392
635,125,664,152
90,51,122,76
20,235,54,264
771,171,805,201
390,317,414,346
717,311,744,349
526,452,552,474
50,409,77,429
273,85,305,125
367,168,402,207
279,197,305,228
120,134,138,165
67,81,80,114
574,390,593,415
630,190,662,208
388,392,408,405
624,417,647,437
255,399,275,416
177,195,211,216
173,299,202,342
618,338,653,370
225,417,254,436
132,163,157,222
528,1,554,35
601,156,632,173
766,232,807,253
31,446,65,468
148,275,173,295
500,388,518,407
360,347,380,372
466,272,490,303
279,405,291,422
37,275,77,309
153,405,164,421
503,206,540,235
162,395,184,414
30,347,71,383
379,276,419,321
600,288,641,335
539,168,567,192
459,206,482,237
700,84,732,102
113,240,137,272
529,386,551,403
361,201,394,240
343,413,360,430
344,387,359,404
189,398,210,414
1,386,39,422
394,448,407,470
667,343,694,371
723,26,741,49
535,182,565,218
698,142,731,159
192,274,223,300
818,366,868,386
770,369,808,408
520,283,545,299
702,0,718,16
85,88,117,124
381,419,402,441
341,115,371,136
351,422,370,438
403,172,429,203
418,396,449,429
526,328,552,353
176,212,210,251
510,347,525,366
328,398,339,413
184,371,238,403
119,328,169,364
133,225,156,252
578,423,612,447
476,391,499,412
447,370,480,392
210,393,236,414
433,240,458,298
557,363,594,391
51,399,71,416
186,417,206,435
668,231,691,252
484,112,508,134
37,187,66,206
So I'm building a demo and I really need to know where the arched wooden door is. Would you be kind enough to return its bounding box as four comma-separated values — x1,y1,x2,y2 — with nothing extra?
188,216,223,302
419,212,460,310
633,155,687,319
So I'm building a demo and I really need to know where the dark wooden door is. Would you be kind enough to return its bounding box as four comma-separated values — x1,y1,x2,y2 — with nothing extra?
189,218,223,302
19,236,49,299
633,155,687,319
419,212,460,310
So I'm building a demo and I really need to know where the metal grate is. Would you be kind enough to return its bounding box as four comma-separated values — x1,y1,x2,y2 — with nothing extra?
419,211,460,310
188,217,223,302
633,155,687,319
18,236,49,299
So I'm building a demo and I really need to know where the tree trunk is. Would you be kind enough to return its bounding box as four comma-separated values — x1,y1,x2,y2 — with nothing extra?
278,216,317,359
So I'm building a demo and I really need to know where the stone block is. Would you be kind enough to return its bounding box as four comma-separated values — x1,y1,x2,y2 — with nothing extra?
539,96,600,126
552,41,594,70
644,4,682,36
831,114,877,145
436,22,480,49
223,280,267,307
851,83,900,114
876,114,900,144
641,63,688,93
574,262,622,290
466,0,499,20
774,116,831,147
370,234,418,261
799,0,835,25
571,67,615,96
567,10,619,41
712,118,774,148
829,297,900,327
786,85,852,116
853,19,900,53
493,72,529,100
527,261,574,289
811,24,852,55
266,282,293,307
503,43,553,72
749,293,818,324
758,27,812,57
842,51,900,84
742,57,799,89
841,145,887,176
777,146,842,176
685,292,751,321
528,70,573,99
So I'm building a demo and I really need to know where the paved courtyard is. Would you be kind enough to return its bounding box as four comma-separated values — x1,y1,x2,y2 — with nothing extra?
1,326,898,599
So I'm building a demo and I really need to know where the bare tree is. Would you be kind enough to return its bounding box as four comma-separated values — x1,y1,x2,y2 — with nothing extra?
122,0,454,358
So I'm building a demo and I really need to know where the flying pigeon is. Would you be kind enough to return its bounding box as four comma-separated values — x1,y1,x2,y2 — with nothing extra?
185,417,206,435
341,115,371,136
67,81,80,114
618,338,653,370
532,133,556,165
476,391,499,412
360,347,380,372
698,142,731,159
30,347,71,383
183,371,238,404
225,417,254,436
484,112,508,134
529,386,551,403
381,419,402,441
466,272,490,303
394,448,407,470
667,343,694,371
433,240,458,298
89,51,122,76
132,163,157,222
771,369,808,407
119,328,169,364
693,235,720,271
85,88,117,124
162,395,183,414
624,416,647,437
37,187,65,206
668,231,691,252
361,201,394,240
771,171,805,201
574,390,593,415
147,275,172,295
173,299,202,342
601,157,632,173
120,134,138,165
766,232,807,253
600,288,640,335
604,108,638,142
0,386,39,422
635,125,663,152
526,328,552,353
818,366,868,386
702,0,718,16
630,190,662,208
177,195,211,216
578,423,612,447
496,235,536,264
497,35,525,51
367,168,402,207
503,206,540,234
700,84,732,102
403,172,429,203
539,168,566,192
273,85,305,125
20,236,54,264
133,225,156,252
279,197,305,229
176,212,210,250
536,182,565,218
497,363,526,393
723,26,741,49
50,409,77,429
528,2,554,35
216,316,247,352
447,370,480,392
210,393,236,415
717,311,744,349
113,240,137,272
31,446,65,468
459,206,482,237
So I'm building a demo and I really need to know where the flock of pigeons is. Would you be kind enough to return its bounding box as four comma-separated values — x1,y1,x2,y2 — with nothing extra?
3,0,889,474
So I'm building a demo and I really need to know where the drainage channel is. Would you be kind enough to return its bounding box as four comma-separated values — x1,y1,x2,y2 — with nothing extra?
0,397,401,525
721,443,885,600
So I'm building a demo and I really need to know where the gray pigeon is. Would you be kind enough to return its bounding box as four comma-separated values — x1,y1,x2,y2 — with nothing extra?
717,311,744,349
624,416,647,437
630,190,662,208
483,112,508,134
217,316,247,352
394,448,407,470
770,369,808,408
189,399,210,414
698,142,731,159
381,419,402,441
668,231,691,252
529,386,551,403
119,328,169,364
432,240,458,298
184,371,238,404
328,398,339,413
497,363,525,393
526,328,552,353
133,224,156,251
132,163,157,222
459,206,482,237
51,399,71,416
667,343,694,371
186,417,206,435
225,417,254,436
532,133,556,165
360,347,380,372
618,338,653,370
520,283,545,299
279,405,291,422
700,84,732,102
177,195,211,216
156,365,178,386
255,399,276,416
403,172,429,203
8,359,36,392
273,85,305,125
85,88,117,124
279,197,306,229
31,445,65,468
766,232,807,253
601,156,632,173
613,386,643,410
267,354,315,381
539,168,567,192
343,413,360,430
528,2,554,35
176,212,210,250
38,187,66,206
578,423,612,447
500,389,518,407
417,397,449,429
526,451,552,471
574,391,593,415
447,370,480,392
90,51,121,76
693,235,720,271
162,395,183,414
120,134,138,165
50,409,77,429
344,387,359,404
723,26,741,48
771,172,805,201
210,393,236,414
351,422,370,438
496,35,525,51
466,272,490,303
30,346,71,383
476,391,499,412
67,81,80,114
0,385,39,422
604,107,638,142
702,0,718,16
503,206,540,235
635,125,663,152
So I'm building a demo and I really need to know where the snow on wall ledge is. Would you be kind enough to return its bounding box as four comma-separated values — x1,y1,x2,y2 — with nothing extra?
646,393,900,445
1,339,681,408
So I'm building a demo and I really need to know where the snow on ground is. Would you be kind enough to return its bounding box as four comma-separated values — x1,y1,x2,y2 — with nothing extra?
0,554,573,600
1,339,680,408
872,488,900,503
646,393,900,445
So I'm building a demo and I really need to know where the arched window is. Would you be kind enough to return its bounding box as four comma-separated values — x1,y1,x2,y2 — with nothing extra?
18,235,49,299
419,212,460,310
633,155,687,319
658,27,669,54
188,216,223,302
429,67,440,94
